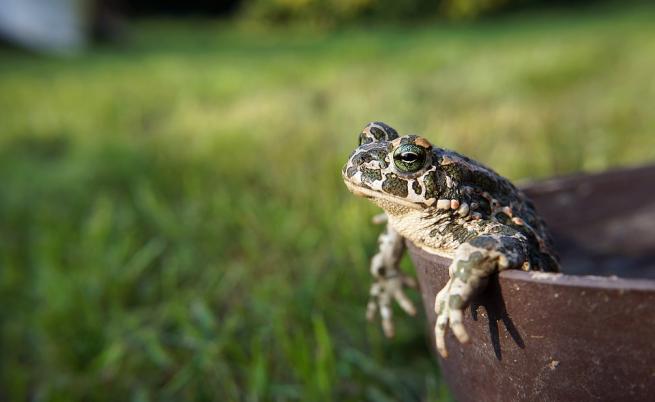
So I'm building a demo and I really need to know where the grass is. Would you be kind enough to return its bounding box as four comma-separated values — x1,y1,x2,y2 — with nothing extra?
1,4,655,401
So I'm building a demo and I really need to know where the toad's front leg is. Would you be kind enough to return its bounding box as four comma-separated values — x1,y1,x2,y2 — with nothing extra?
434,235,526,357
367,221,417,337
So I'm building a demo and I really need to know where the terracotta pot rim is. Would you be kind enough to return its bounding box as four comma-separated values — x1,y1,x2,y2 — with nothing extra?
500,269,655,291
409,242,655,293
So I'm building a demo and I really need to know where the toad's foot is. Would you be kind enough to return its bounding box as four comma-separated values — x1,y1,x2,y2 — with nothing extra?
367,225,417,337
367,270,417,337
434,276,474,357
434,235,526,357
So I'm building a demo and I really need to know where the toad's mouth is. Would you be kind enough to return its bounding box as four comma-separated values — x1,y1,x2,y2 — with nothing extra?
342,177,372,198
342,174,425,211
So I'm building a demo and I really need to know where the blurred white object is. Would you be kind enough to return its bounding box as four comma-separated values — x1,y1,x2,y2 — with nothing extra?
0,0,88,54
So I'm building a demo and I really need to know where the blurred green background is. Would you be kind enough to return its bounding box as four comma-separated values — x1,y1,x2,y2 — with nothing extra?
1,1,655,401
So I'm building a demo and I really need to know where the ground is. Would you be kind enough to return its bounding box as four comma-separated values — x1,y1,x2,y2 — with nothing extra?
1,4,655,401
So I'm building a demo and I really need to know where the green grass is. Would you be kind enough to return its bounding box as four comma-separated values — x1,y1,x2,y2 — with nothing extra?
2,4,655,401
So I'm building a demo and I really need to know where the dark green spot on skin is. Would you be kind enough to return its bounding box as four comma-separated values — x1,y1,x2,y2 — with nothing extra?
454,262,472,281
445,222,475,243
440,173,466,200
423,170,442,199
449,295,464,309
369,127,386,140
454,251,484,281
361,168,382,182
382,173,408,197
351,151,372,166
346,166,358,178
370,149,390,167
440,164,464,183
412,180,422,195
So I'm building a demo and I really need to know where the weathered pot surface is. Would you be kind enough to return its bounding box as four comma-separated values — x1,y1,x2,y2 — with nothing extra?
408,164,655,402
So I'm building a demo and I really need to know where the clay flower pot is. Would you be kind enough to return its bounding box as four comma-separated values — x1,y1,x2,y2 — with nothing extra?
408,164,655,402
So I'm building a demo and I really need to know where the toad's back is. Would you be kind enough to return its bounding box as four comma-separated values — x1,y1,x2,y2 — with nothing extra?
428,147,559,272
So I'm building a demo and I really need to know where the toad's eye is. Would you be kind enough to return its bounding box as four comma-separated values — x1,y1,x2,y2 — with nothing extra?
393,144,427,173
